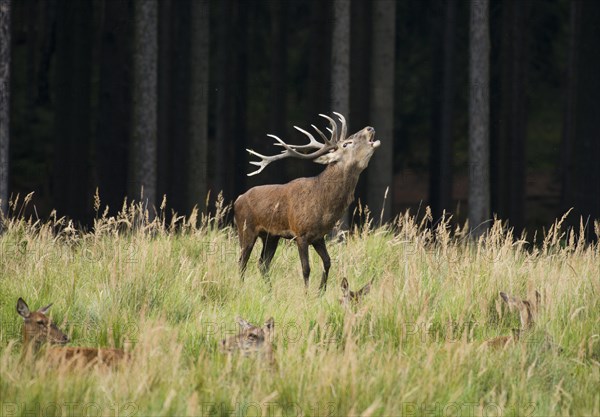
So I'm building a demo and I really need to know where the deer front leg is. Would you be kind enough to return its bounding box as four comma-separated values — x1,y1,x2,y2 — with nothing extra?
259,235,280,274
296,237,311,289
312,238,331,292
239,234,257,281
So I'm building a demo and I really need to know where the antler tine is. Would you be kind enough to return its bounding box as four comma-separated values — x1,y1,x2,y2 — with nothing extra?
272,127,322,150
318,114,338,143
333,112,347,141
269,126,323,150
311,124,334,146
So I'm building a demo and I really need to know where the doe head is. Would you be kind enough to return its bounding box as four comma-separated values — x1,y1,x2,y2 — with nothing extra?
17,297,69,348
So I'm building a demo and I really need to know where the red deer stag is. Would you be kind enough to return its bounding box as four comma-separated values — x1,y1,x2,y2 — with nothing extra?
234,113,380,291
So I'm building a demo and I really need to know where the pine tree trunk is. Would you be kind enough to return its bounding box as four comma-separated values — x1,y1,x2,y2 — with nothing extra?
560,0,580,215
53,0,93,223
570,0,600,227
368,0,395,224
215,0,233,203
468,0,491,237
130,0,158,208
493,0,528,233
187,0,209,212
0,0,10,215
168,0,191,213
269,0,287,135
429,0,456,222
96,0,131,214
331,0,350,118
331,0,350,227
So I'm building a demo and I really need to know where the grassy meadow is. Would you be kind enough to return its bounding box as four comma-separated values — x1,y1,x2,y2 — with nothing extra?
0,196,599,417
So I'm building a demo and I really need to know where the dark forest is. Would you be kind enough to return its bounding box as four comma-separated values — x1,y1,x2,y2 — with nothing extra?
1,0,599,236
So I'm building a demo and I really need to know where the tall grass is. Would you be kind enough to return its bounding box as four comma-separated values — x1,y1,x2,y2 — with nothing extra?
0,195,598,416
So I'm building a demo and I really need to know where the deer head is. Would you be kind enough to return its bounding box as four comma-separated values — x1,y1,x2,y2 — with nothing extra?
246,112,380,176
17,298,69,349
499,290,541,329
220,316,275,365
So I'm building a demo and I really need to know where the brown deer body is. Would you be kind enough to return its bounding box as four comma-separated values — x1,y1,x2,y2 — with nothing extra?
17,298,127,367
235,113,380,290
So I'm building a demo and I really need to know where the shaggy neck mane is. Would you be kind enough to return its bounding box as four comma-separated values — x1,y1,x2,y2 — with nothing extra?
315,162,362,214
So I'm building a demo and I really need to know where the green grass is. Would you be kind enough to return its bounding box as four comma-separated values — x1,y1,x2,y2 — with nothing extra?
0,198,598,417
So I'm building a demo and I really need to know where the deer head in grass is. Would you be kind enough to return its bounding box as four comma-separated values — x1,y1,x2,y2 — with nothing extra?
17,297,128,367
234,113,380,291
220,316,275,365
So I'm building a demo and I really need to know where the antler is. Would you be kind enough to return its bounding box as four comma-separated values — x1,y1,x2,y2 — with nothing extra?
246,113,347,176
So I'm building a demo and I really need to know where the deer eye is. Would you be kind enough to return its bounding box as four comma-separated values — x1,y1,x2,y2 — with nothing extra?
342,141,352,148
37,320,45,325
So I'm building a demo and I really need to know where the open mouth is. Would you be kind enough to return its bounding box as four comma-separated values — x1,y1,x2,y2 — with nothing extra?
369,134,381,148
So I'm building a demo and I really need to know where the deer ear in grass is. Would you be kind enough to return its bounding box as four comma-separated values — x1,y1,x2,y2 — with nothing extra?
17,297,31,318
341,277,349,295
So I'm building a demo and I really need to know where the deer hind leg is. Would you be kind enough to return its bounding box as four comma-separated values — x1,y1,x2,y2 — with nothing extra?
295,237,311,289
259,235,280,274
239,232,258,280
312,238,331,292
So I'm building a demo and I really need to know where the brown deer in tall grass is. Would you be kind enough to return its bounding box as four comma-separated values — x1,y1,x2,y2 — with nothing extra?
234,113,380,291
483,290,554,350
17,298,127,367
220,316,275,366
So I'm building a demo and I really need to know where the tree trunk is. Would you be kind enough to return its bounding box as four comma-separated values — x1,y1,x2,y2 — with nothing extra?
96,0,131,214
560,0,580,214
0,0,10,215
429,0,456,222
157,0,171,208
214,0,234,203
167,0,191,214
331,0,350,118
569,0,600,228
468,0,491,237
308,0,331,124
492,0,528,233
232,0,248,202
331,0,350,227
350,0,371,217
130,0,158,209
187,0,209,213
368,0,395,225
269,0,287,136
53,0,93,223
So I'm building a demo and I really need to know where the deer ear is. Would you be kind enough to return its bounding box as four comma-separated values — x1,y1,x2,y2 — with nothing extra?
499,292,509,303
359,281,372,296
37,303,53,315
264,317,274,331
534,290,541,306
341,277,349,294
17,298,31,318
314,150,341,165
236,316,253,330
